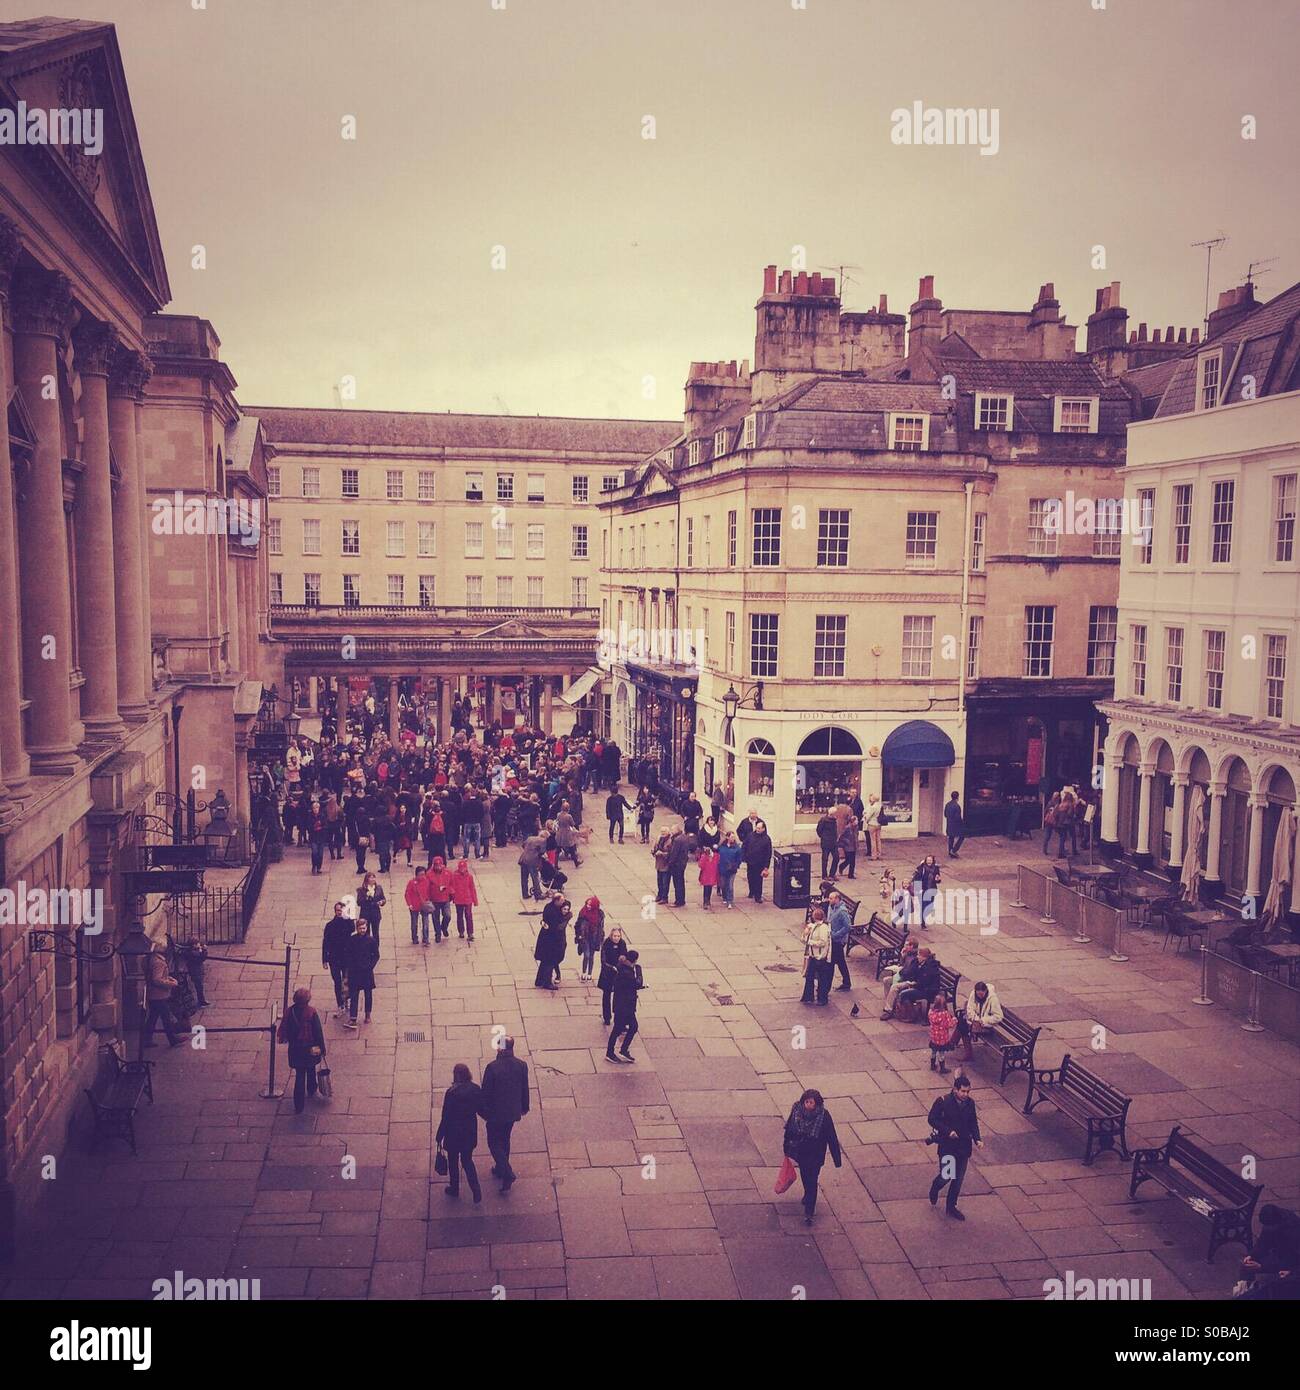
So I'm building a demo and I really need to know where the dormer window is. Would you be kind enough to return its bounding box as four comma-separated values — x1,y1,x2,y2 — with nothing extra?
1196,351,1222,411
1054,396,1098,433
889,413,929,452
975,393,1013,431
714,428,728,457
688,439,701,467
742,414,757,449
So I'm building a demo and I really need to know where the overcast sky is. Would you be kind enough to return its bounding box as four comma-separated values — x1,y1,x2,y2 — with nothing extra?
51,0,1300,418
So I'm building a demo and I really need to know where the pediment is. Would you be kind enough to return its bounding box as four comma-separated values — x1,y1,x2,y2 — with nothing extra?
473,618,552,640
0,20,170,307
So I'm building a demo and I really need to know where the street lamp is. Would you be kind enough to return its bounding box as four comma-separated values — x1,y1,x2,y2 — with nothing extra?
721,681,763,743
118,918,153,1060
170,703,185,843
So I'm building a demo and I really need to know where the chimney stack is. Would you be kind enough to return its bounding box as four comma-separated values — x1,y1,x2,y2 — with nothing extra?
1206,281,1258,339
908,274,943,357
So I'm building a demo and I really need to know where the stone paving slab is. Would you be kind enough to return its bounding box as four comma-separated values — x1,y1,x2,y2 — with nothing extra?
4,821,1296,1301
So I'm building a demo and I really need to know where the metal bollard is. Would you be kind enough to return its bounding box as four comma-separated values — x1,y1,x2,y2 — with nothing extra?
1241,972,1265,1034
1040,879,1056,925
1191,944,1213,1006
260,1006,285,1099
1009,865,1027,910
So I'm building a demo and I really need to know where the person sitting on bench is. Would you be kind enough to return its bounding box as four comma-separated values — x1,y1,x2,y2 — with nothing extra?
953,980,1004,1061
882,945,937,1020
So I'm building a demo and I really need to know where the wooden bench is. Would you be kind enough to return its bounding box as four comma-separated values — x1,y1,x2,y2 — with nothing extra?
891,963,963,1023
863,913,908,975
83,1041,154,1155
1129,1125,1263,1261
805,892,864,954
961,1001,1041,1085
1023,1053,1131,1165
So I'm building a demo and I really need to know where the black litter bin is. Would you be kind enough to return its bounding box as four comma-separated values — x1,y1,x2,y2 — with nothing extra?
772,849,811,909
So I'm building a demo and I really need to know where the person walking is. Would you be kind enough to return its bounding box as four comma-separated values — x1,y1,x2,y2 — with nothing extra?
435,1063,484,1204
598,926,629,1024
533,903,567,990
405,866,432,945
835,816,859,880
717,832,742,908
450,858,478,940
308,800,329,875
605,786,634,843
357,872,386,932
322,901,353,1015
556,804,581,868
479,1037,530,1193
782,1089,842,1226
574,896,605,980
343,919,379,1029
278,986,326,1113
927,991,958,1074
698,845,719,908
635,787,656,844
800,909,833,1005
927,1074,982,1219
652,828,673,904
518,831,546,902
1041,792,1061,856
827,890,853,991
863,794,883,861
741,818,773,902
666,825,692,907
816,812,838,881
944,791,965,858
605,955,641,1063
426,855,453,941
142,943,182,1048
911,854,942,927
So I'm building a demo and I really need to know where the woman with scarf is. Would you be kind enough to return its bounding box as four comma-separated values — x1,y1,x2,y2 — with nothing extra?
597,925,630,1024
574,896,605,981
357,872,386,931
782,1089,842,1226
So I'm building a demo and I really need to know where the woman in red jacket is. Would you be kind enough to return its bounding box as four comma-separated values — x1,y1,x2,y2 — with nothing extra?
450,859,479,941
404,867,432,945
426,855,454,942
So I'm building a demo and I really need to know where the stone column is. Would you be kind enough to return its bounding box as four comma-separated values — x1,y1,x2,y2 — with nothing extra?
72,318,124,738
11,267,80,775
0,217,29,796
132,377,155,703
308,676,319,711
389,677,400,741
1204,782,1226,894
1245,795,1267,907
542,676,554,735
486,677,498,726
1099,746,1123,855
1289,806,1300,933
108,346,152,720
1134,767,1154,867
1168,773,1189,879
438,677,451,742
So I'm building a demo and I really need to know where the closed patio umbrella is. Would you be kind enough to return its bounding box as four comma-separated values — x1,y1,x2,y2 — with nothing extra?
1180,784,1206,904
1261,804,1295,929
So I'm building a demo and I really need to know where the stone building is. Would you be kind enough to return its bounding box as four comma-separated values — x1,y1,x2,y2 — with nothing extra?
1098,280,1300,921
254,406,675,733
598,267,1169,844
0,17,273,1257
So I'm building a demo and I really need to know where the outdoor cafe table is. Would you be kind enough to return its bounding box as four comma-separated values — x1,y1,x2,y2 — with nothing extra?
1119,880,1177,923
1068,863,1119,896
1256,941,1300,985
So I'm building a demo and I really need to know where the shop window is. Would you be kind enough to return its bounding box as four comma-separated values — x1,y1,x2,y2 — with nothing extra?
881,764,914,825
794,727,862,816
746,737,776,797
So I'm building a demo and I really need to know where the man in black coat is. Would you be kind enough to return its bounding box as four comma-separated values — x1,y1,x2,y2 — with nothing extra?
605,955,641,1063
479,1037,530,1192
666,827,693,907
436,1062,484,1203
321,902,354,1014
927,1074,982,1219
741,819,773,902
605,786,634,843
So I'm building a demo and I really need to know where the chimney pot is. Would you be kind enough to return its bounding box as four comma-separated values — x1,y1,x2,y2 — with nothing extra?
918,274,935,301
1190,329,1200,344
1129,330,1137,343
1153,328,1162,343
1166,326,1174,342
1138,322,1147,340
823,277,836,297
1095,288,1106,312
878,293,888,315
1177,328,1187,343
1040,282,1055,302
763,265,777,294
779,269,792,293
810,272,822,295
795,271,810,295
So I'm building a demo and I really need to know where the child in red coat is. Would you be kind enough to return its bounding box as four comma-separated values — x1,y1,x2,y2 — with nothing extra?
698,846,719,909
927,991,958,1074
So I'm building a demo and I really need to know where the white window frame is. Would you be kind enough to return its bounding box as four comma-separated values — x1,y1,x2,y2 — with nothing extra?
341,467,360,498
526,473,545,503
572,474,589,503
418,575,436,608
465,575,484,607
385,520,405,557
526,524,545,559
341,519,360,556
1210,478,1235,564
749,612,779,678
496,575,514,607
1086,605,1118,677
269,571,283,604
571,524,589,560
813,614,847,678
302,518,321,556
1053,396,1098,433
1028,498,1059,557
905,510,938,569
385,469,404,501
387,574,404,605
1273,474,1297,563
266,465,280,498
1196,351,1223,412
901,614,934,678
974,392,1013,431
267,517,282,555
417,521,436,558
496,473,514,503
417,469,436,501
342,574,360,608
301,465,320,499
971,512,986,571
572,576,588,608
464,521,485,558
888,413,930,452
303,572,321,606
1165,627,1184,704
1023,605,1055,678
1203,629,1226,711
465,471,484,501
1130,624,1147,698
1264,634,1287,720
714,428,728,457
966,614,982,679
495,522,515,559
688,439,701,467
527,576,544,608
742,414,757,449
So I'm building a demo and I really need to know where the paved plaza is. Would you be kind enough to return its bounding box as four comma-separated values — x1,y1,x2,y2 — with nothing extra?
4,817,1297,1301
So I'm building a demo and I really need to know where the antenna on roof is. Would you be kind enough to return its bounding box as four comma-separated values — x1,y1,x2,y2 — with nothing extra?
818,264,862,299
1241,257,1278,292
1191,233,1227,336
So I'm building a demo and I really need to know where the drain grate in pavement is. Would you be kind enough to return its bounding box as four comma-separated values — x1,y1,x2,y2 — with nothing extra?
403,1031,426,1043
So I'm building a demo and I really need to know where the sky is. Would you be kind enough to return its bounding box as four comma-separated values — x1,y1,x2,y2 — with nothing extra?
24,0,1300,419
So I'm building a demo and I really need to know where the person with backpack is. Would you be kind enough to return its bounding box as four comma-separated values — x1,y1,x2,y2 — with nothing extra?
278,986,326,1113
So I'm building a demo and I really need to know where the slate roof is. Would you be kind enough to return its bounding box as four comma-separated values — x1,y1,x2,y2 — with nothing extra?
251,407,679,456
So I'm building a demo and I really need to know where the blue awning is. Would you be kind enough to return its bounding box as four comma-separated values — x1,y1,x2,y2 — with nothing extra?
880,720,955,769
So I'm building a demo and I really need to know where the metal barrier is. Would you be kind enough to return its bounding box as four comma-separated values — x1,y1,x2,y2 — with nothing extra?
1048,880,1091,943
1012,864,1133,960
1010,865,1051,918
170,835,270,946
1196,948,1300,1043
1082,896,1127,962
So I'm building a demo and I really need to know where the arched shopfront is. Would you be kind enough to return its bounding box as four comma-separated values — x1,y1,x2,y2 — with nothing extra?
794,728,861,820
879,720,957,835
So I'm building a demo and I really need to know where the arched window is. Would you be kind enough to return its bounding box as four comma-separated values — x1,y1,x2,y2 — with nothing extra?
746,736,775,797
796,727,862,816
797,727,862,757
